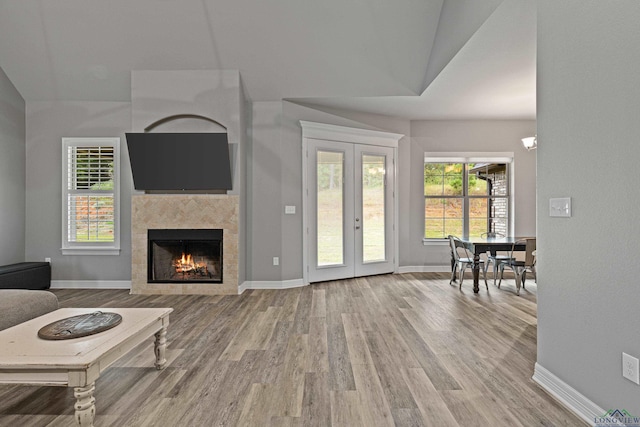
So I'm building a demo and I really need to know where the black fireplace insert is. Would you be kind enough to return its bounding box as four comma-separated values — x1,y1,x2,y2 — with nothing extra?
148,229,222,283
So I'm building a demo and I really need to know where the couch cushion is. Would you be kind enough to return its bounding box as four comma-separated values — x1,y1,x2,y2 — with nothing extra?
0,289,59,331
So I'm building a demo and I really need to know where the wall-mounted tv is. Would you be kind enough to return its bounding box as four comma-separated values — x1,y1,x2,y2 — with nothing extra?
125,133,232,191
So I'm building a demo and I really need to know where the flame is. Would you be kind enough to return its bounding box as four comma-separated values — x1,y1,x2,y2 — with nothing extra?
174,252,205,273
181,253,192,265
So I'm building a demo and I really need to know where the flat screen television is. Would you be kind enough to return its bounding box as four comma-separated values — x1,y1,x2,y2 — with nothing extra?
125,133,232,191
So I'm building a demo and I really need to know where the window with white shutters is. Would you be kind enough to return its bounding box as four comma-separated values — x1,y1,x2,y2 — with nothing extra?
62,137,120,255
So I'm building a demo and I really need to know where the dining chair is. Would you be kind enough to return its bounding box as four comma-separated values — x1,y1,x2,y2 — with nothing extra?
448,235,488,290
480,232,514,286
497,237,536,295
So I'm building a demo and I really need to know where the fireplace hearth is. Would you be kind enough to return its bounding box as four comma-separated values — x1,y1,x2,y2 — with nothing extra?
148,229,222,283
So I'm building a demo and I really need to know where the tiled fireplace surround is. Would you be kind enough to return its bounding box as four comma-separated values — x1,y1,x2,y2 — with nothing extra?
131,194,239,295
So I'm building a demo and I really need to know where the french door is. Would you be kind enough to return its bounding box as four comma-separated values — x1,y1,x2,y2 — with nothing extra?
306,139,395,282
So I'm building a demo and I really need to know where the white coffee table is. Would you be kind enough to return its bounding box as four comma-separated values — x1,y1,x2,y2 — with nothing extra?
0,307,172,426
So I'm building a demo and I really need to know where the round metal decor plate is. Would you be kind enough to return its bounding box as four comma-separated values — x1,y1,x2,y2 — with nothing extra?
38,311,123,340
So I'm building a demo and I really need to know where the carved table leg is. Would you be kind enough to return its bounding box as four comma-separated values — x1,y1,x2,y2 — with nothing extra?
472,253,480,293
74,383,96,427
154,327,168,370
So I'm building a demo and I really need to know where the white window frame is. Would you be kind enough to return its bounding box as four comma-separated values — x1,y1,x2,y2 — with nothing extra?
62,137,121,255
423,152,514,244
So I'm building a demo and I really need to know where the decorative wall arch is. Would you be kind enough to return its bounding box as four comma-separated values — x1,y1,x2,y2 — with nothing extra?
144,114,227,133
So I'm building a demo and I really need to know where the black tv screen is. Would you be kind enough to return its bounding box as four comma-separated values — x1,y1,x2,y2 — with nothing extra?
125,133,232,191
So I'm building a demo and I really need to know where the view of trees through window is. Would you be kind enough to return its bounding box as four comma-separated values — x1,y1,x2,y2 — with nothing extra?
424,162,508,239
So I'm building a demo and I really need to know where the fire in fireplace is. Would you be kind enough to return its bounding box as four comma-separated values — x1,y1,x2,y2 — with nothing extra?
148,229,222,283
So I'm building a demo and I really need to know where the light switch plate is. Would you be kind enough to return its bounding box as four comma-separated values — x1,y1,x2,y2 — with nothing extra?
550,198,571,217
285,205,296,215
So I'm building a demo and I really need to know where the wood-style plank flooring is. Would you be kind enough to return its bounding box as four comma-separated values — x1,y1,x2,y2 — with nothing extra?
0,273,585,426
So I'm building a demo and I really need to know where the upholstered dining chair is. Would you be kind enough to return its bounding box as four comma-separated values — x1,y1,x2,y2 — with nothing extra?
497,237,536,295
480,232,514,286
448,235,488,290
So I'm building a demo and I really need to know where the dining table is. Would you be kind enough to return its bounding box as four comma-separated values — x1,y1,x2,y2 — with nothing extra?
457,237,527,293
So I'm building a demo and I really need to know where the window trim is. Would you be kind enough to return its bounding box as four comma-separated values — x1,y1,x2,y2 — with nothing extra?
423,152,514,243
61,137,121,256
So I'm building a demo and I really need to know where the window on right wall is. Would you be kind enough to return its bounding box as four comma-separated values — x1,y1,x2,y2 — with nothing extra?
424,154,512,240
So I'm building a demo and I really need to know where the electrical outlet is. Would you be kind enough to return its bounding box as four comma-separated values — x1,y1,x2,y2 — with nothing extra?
273,257,279,266
45,257,51,263
622,352,640,384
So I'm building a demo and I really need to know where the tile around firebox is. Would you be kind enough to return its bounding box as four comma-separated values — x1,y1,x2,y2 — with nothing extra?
131,194,240,295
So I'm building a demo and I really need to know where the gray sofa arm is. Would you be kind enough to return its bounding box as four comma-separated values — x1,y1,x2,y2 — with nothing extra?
0,289,59,331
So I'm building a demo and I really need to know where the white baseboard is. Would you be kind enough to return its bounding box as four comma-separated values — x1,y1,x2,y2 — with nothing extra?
532,362,604,426
239,278,306,293
238,281,250,294
52,280,306,293
398,265,449,273
50,280,131,290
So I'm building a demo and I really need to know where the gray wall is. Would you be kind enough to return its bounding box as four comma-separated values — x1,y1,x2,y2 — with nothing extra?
249,100,410,282
238,81,250,286
0,66,26,265
25,101,132,280
250,102,284,281
406,120,537,268
537,1,640,412
248,104,537,281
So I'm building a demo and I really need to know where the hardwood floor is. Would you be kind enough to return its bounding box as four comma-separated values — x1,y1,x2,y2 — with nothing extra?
0,274,585,426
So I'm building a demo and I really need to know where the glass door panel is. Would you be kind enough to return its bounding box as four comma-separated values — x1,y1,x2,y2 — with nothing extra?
307,140,354,282
354,145,394,277
317,150,344,266
361,154,386,263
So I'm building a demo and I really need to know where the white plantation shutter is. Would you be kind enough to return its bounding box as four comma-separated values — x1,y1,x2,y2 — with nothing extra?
62,138,120,255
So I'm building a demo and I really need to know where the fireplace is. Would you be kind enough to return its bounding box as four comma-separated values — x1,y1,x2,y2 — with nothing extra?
148,229,223,283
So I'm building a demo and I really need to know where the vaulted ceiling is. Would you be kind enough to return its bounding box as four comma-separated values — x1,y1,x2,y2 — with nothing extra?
0,0,535,120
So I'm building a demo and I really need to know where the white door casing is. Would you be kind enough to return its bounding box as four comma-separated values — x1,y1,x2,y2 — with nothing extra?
301,121,403,284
